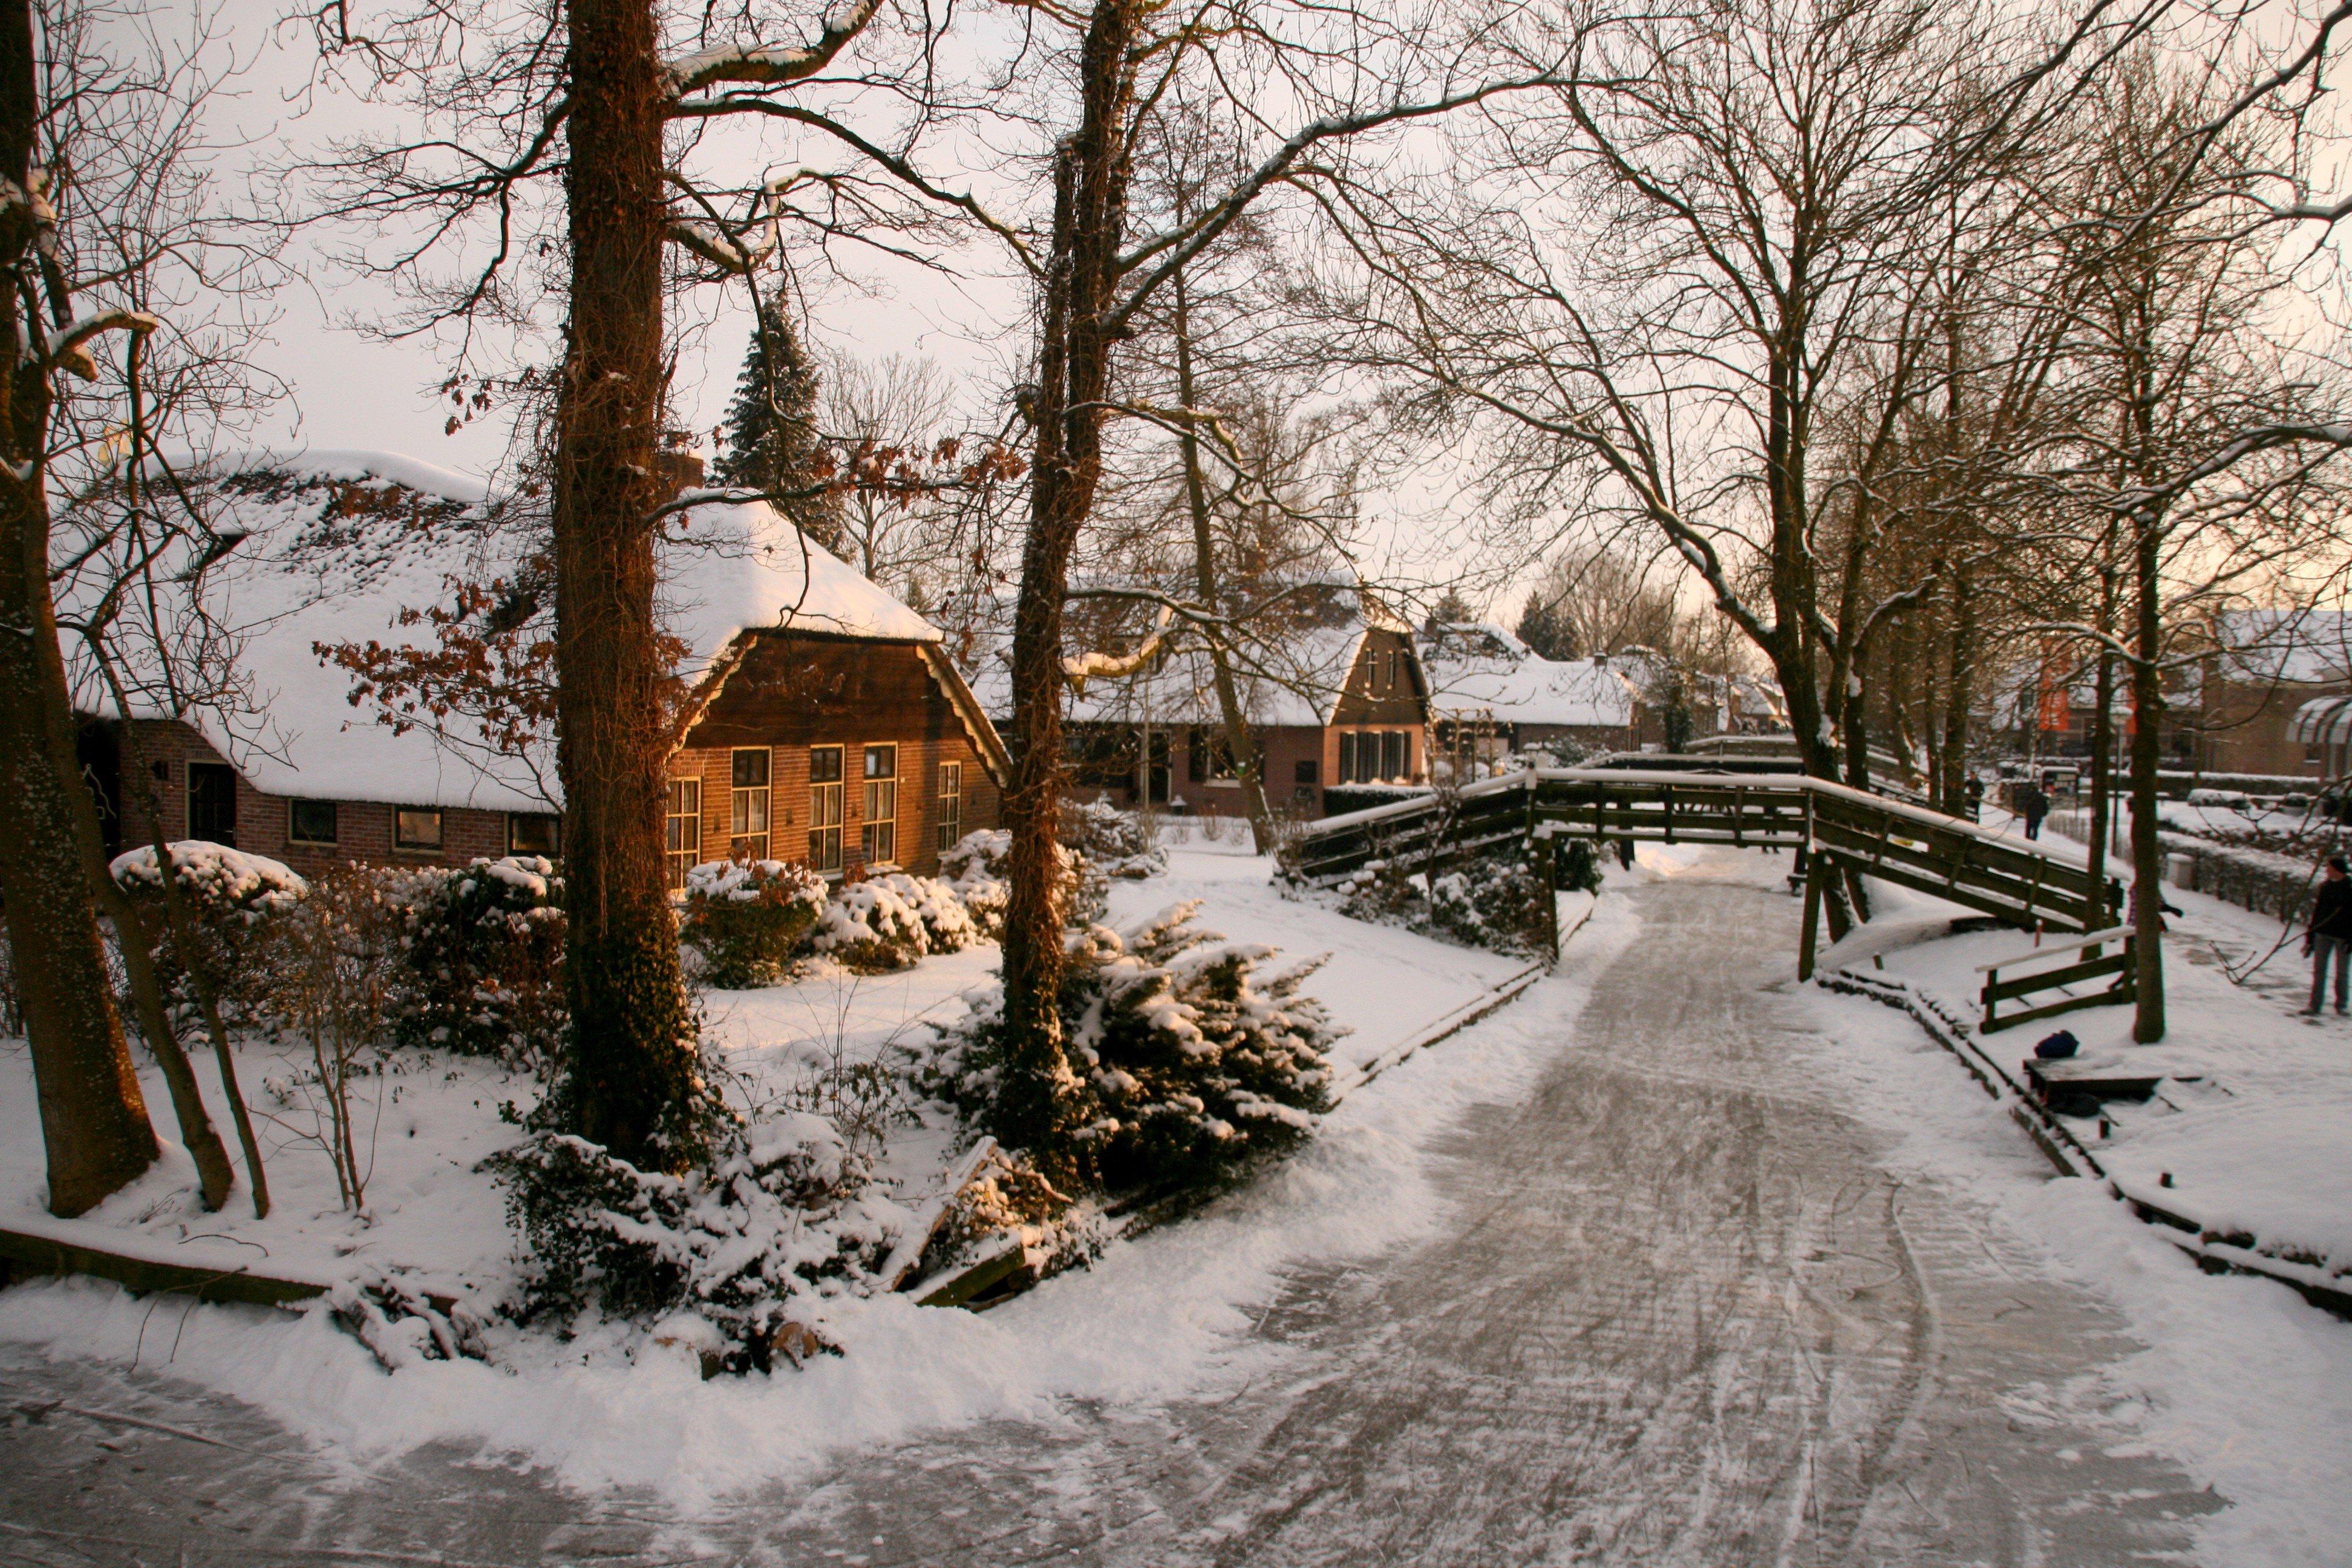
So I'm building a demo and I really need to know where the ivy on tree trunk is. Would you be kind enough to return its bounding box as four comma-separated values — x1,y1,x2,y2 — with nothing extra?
549,0,705,1170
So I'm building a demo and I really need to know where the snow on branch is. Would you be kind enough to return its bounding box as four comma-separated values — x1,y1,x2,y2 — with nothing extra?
1062,604,1175,696
665,0,884,97
39,309,160,381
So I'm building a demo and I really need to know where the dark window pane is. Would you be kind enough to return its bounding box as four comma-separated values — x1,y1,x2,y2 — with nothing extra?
508,814,560,855
1295,759,1319,785
187,762,237,846
808,746,843,783
1187,728,1207,782
395,808,444,850
288,799,338,844
1383,731,1406,780
732,748,770,788
1339,733,1357,785
864,743,895,779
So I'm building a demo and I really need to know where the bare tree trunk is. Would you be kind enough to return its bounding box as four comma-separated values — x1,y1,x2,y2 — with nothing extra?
90,832,236,1212
1939,562,1976,813
2128,517,2166,1040
133,794,269,1215
0,0,160,1215
2085,552,2118,919
998,0,1139,1171
1172,272,1275,854
552,0,702,1169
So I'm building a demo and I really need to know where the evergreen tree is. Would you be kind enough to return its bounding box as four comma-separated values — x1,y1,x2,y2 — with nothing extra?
1516,589,1575,661
715,294,844,555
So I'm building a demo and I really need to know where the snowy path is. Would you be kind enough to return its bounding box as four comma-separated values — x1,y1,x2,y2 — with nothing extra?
0,872,2235,1564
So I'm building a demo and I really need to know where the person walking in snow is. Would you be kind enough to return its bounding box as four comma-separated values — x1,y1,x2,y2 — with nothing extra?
2304,855,2352,1016
2018,780,2049,840
1964,774,1984,822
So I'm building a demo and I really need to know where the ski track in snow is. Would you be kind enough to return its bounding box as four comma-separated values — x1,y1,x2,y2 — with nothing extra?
4,850,2349,1566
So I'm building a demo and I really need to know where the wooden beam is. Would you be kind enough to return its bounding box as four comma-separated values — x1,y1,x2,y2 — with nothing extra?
1798,851,1826,981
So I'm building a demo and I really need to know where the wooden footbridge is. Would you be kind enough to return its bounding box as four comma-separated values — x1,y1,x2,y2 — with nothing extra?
1289,765,2125,990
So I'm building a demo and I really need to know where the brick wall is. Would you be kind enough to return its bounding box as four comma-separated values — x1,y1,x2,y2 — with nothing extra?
105,718,546,874
670,731,1000,881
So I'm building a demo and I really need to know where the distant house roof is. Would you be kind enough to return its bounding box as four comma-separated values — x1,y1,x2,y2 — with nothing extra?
1417,624,1643,730
60,449,946,814
2209,609,2352,687
966,583,1412,730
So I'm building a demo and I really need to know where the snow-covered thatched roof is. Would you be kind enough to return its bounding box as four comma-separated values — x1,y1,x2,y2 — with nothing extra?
60,450,942,814
1417,623,1642,730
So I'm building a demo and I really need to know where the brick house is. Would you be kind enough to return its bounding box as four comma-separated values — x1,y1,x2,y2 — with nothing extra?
69,451,1006,883
970,587,1432,818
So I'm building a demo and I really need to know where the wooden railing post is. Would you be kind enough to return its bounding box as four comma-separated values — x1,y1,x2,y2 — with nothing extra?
1798,851,1827,981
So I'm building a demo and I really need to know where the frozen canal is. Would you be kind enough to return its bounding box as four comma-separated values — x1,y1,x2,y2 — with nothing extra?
1,874,2226,1565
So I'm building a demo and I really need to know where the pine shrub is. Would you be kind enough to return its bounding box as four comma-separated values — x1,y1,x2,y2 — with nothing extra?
1059,799,1165,879
923,902,1338,1200
681,858,827,988
489,1114,906,1373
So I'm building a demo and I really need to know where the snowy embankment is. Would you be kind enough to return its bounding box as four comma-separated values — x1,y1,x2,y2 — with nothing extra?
1814,809,2352,1305
0,843,1617,1501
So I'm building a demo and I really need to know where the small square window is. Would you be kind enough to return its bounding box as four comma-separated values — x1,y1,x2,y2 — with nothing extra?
287,799,338,845
395,808,445,851
808,745,844,783
1295,759,1319,786
508,813,560,856
732,748,771,789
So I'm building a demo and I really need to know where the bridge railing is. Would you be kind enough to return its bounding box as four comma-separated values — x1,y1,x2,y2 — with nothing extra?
1287,765,2121,938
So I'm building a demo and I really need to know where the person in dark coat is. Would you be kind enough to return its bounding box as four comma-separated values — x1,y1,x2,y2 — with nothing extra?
1964,775,1985,822
2018,781,2049,840
2305,855,2352,1015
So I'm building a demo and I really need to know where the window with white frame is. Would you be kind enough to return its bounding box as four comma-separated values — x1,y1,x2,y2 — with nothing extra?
808,745,844,873
936,761,962,854
730,747,771,860
862,743,898,865
664,774,702,888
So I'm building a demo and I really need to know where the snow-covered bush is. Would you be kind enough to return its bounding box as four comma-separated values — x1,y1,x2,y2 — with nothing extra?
110,841,308,1021
941,828,1103,936
1334,838,1598,958
681,858,826,988
941,829,1011,936
812,874,931,972
863,871,980,953
922,902,1338,1199
1060,799,1165,879
490,1114,907,1374
388,856,566,1067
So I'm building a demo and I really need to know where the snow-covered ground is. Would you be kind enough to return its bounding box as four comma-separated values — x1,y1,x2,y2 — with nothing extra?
0,843,1561,1501
7,848,2347,1564
1820,807,2352,1290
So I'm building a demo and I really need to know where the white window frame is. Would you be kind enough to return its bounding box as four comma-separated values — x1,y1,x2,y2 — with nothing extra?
730,746,771,860
862,743,898,866
936,760,962,855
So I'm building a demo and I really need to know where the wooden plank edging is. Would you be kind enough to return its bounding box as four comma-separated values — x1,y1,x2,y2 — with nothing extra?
1814,968,2352,1322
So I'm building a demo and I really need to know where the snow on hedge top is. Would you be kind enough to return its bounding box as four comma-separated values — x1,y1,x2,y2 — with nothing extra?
60,452,935,814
